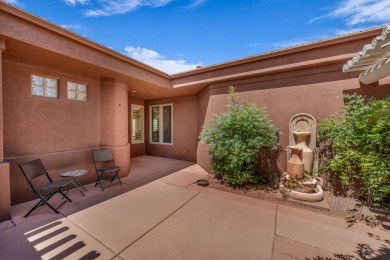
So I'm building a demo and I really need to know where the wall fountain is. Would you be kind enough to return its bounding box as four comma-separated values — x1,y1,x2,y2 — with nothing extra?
280,113,324,202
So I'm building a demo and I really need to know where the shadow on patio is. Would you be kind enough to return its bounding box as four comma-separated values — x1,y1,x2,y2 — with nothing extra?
0,156,197,259
1,155,389,260
7,155,195,227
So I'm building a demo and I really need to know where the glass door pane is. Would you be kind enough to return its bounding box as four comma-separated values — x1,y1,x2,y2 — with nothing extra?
152,107,160,143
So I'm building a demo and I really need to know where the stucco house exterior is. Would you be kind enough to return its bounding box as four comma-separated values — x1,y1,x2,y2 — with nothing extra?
0,1,389,221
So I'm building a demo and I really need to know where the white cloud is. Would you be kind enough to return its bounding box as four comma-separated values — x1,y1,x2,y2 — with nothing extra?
272,33,331,48
316,0,390,25
124,46,202,74
85,0,173,17
60,23,90,34
3,0,19,5
334,27,370,35
332,0,390,25
187,0,206,9
271,40,311,49
64,0,89,6
61,24,85,30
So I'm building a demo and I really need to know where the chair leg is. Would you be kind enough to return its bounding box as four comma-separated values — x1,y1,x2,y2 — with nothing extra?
114,174,122,185
99,174,105,192
45,190,58,201
95,172,105,191
25,190,59,217
43,199,60,215
25,194,61,218
111,170,122,186
25,188,74,218
24,199,45,218
99,180,104,191
58,190,73,202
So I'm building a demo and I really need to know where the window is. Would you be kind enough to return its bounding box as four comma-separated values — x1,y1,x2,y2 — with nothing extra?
31,75,58,98
131,104,144,143
67,82,88,101
150,104,173,144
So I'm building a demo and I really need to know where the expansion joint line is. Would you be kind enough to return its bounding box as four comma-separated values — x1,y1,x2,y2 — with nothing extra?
271,204,278,255
118,192,201,255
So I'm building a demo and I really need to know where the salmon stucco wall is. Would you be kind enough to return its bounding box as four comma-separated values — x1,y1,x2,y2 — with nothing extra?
2,59,133,205
100,78,131,177
145,97,197,162
3,59,101,156
2,58,103,204
128,96,145,158
0,162,10,221
196,66,390,175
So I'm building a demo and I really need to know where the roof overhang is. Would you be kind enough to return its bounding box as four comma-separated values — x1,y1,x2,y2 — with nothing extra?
343,25,390,84
1,1,385,99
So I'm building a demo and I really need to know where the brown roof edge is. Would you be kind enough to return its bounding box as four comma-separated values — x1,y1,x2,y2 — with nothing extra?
171,26,383,78
172,53,355,89
0,1,170,78
0,1,383,81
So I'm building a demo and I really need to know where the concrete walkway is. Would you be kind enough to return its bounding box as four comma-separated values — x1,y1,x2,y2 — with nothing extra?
0,158,389,259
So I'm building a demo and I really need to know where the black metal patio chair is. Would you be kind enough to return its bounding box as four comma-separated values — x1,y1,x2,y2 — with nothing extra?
19,159,73,218
92,149,122,191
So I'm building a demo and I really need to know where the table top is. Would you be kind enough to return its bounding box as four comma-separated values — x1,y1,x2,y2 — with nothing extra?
61,169,88,177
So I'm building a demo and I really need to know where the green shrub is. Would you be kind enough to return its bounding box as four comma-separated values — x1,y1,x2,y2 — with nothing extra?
318,94,390,204
200,87,279,185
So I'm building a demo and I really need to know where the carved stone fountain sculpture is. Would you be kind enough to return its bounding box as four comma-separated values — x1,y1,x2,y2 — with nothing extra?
280,113,324,202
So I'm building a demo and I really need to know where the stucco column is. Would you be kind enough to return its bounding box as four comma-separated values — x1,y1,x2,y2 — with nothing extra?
0,39,5,161
100,77,130,175
0,39,11,221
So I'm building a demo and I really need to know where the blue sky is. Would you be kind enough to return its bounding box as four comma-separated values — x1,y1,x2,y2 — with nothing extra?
4,0,390,74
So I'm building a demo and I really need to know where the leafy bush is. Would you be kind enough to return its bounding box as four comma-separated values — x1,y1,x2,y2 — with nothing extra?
318,94,390,204
200,87,279,185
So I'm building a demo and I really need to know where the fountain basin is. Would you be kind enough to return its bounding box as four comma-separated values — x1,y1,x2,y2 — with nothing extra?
280,182,324,202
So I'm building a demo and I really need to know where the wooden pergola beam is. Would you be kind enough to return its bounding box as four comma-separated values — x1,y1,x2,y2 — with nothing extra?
343,25,390,81
359,57,390,84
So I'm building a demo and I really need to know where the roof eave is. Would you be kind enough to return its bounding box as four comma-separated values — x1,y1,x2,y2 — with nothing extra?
172,27,383,79
0,1,170,78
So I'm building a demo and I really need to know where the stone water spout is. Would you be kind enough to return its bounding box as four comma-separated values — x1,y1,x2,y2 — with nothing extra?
280,113,324,202
293,131,313,174
286,146,304,179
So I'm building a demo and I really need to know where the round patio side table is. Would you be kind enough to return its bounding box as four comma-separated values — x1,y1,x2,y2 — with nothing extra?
60,169,88,196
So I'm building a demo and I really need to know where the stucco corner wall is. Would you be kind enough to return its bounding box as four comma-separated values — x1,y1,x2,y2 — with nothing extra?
194,66,390,176
109,143,130,178
100,78,129,148
145,97,198,162
196,142,212,173
0,162,11,221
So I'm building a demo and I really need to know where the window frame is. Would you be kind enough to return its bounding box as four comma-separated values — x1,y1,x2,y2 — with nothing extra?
149,103,173,145
31,74,58,99
67,81,88,102
131,104,144,144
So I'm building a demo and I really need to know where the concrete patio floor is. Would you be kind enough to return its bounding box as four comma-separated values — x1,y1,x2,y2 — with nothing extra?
0,156,389,259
